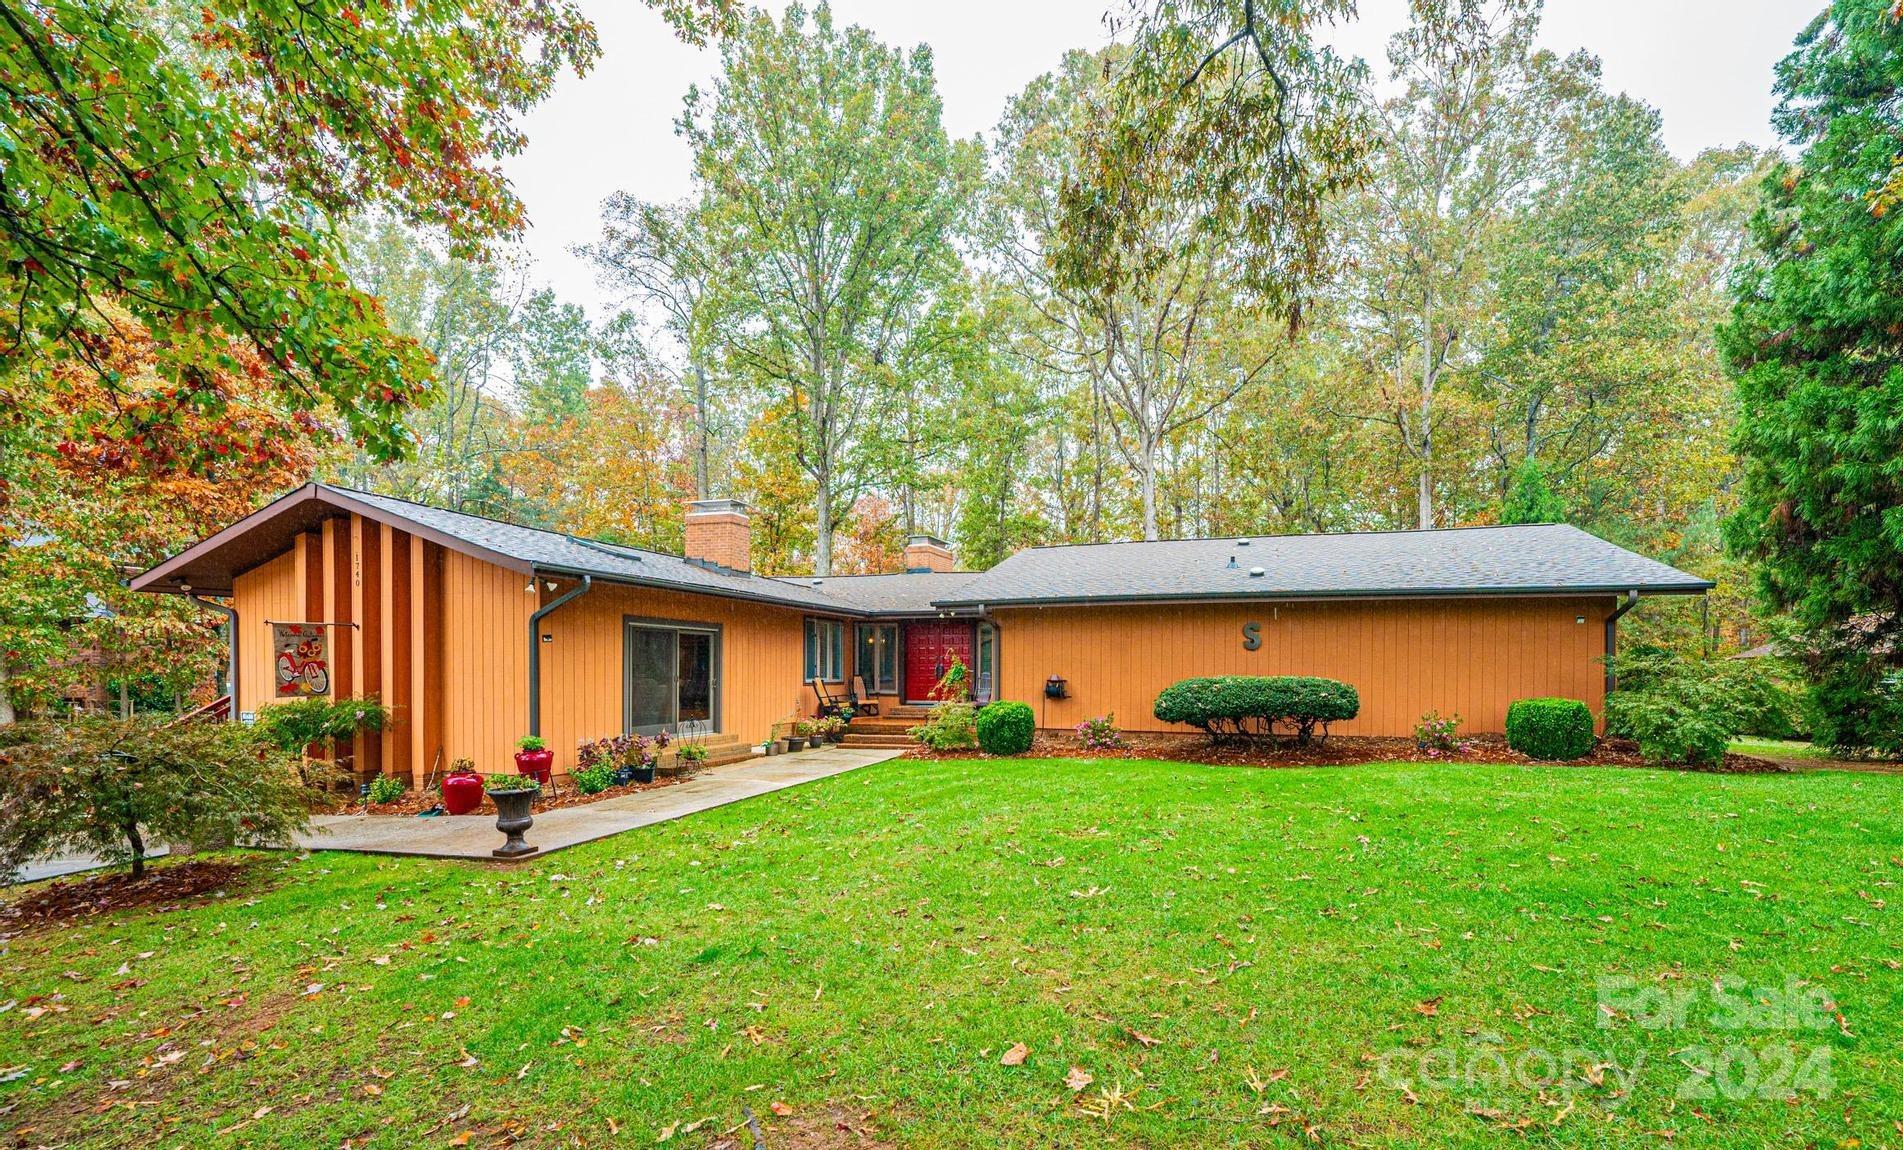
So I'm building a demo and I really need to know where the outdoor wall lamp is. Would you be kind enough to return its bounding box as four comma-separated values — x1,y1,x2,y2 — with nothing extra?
1044,674,1069,699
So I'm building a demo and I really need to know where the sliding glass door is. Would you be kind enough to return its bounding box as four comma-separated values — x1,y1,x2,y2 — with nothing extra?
625,619,721,736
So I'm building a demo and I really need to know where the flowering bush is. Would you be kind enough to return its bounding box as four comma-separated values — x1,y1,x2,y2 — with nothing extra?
1075,714,1125,752
1413,710,1462,754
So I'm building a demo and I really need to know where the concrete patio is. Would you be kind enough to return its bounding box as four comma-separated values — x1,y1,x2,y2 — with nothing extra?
294,744,903,861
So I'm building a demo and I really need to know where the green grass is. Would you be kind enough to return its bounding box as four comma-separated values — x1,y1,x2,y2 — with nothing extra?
2,758,1898,1148
1728,737,1833,761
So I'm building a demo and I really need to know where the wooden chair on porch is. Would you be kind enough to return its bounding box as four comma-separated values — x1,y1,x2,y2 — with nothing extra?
811,678,849,719
848,675,881,717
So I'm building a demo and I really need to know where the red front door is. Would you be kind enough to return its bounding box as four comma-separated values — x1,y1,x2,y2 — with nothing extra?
903,621,975,704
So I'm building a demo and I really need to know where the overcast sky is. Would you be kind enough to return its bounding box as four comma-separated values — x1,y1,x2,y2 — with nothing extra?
500,0,1818,320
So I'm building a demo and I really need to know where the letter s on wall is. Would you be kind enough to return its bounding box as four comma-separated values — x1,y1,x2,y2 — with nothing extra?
1242,621,1261,651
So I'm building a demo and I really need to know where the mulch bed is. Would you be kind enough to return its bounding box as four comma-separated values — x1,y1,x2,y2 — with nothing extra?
908,731,1788,774
1,858,255,932
343,770,697,818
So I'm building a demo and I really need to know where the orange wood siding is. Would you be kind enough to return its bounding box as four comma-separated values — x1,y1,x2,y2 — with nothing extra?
232,517,444,787
536,580,809,772
230,549,300,719
439,549,534,777
993,596,1614,737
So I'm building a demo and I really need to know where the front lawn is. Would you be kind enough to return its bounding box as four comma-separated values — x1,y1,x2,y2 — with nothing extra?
2,758,1897,1148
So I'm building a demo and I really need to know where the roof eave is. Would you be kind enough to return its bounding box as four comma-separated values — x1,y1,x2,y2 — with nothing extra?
932,583,1714,610
527,564,872,617
129,483,536,597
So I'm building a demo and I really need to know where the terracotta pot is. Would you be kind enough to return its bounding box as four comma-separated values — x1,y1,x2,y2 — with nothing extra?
513,748,554,784
490,789,537,858
442,770,483,815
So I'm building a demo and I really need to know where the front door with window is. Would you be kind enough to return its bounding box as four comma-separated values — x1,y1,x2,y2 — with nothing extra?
625,620,720,736
903,620,975,704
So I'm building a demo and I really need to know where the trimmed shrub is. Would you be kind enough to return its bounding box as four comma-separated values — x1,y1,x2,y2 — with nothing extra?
976,701,1036,756
1504,697,1595,760
1151,675,1359,745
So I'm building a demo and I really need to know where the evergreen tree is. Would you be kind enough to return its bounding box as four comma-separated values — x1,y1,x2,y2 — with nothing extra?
1500,456,1566,524
1720,0,1903,753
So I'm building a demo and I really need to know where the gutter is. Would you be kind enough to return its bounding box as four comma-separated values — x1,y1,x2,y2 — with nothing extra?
1604,589,1640,697
188,595,238,715
930,583,1713,611
528,573,592,738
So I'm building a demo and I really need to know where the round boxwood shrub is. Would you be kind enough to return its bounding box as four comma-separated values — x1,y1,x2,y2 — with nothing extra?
975,701,1036,756
1152,675,1359,745
1504,697,1595,760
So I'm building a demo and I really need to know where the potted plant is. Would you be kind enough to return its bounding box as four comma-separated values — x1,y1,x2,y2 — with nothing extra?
795,720,820,749
623,733,660,784
485,774,540,858
781,720,805,752
442,757,483,815
825,714,849,743
675,742,708,769
513,735,554,785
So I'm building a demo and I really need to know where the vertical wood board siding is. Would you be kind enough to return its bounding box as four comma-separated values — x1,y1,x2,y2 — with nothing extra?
993,597,1613,737
230,550,299,718
439,549,533,777
537,581,809,772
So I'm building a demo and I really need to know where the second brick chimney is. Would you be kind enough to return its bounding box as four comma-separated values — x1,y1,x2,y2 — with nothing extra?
902,534,956,573
684,498,751,573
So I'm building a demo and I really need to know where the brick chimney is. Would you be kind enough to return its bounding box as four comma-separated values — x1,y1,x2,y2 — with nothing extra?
684,498,751,573
902,534,955,573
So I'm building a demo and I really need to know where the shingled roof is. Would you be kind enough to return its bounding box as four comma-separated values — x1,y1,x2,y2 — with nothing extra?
129,483,861,614
780,571,984,615
931,524,1712,608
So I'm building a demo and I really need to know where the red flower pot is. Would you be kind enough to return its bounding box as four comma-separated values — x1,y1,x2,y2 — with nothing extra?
514,748,554,785
442,770,483,815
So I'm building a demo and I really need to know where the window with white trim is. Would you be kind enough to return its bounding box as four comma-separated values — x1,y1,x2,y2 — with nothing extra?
804,618,844,682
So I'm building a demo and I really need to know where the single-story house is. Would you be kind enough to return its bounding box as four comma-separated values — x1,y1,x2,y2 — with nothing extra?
130,483,1711,781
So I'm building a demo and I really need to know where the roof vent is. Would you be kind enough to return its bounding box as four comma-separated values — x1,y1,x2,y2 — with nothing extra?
1237,538,1251,546
1248,567,1265,578
811,578,823,586
1226,556,1238,569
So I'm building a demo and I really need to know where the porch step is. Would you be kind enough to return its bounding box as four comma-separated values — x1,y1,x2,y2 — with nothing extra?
845,720,919,735
841,733,914,749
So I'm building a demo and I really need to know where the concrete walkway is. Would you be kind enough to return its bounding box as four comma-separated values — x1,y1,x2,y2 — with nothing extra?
7,846,171,886
295,745,904,861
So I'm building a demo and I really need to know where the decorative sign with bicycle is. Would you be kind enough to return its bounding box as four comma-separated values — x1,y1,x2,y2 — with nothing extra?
273,623,332,697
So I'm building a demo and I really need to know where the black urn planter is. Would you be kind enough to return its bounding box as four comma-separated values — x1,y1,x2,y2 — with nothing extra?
490,789,538,858
630,763,656,784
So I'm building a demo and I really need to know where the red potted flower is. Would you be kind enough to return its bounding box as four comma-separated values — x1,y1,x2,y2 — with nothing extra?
514,735,554,785
442,757,484,815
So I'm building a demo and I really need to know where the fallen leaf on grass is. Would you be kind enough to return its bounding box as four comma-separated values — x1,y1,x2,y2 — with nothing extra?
769,1100,794,1116
1125,1029,1161,1048
1065,1066,1094,1092
1000,1042,1028,1066
1414,997,1441,1017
